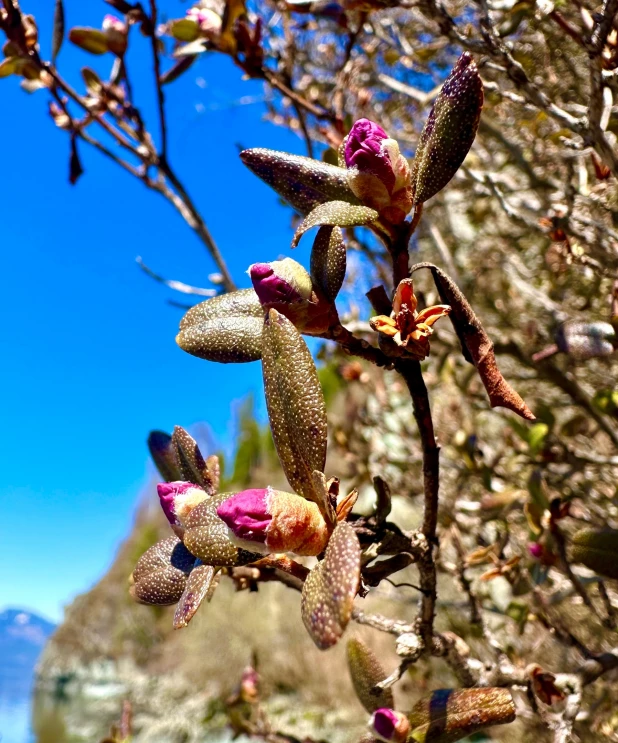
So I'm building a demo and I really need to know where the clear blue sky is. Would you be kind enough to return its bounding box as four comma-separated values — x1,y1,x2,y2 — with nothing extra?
0,0,314,622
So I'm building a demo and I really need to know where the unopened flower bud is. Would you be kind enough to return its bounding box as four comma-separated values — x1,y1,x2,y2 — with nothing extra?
102,14,127,56
216,487,330,556
556,321,615,360
369,709,409,743
249,258,313,306
187,6,222,36
157,481,208,529
344,118,412,224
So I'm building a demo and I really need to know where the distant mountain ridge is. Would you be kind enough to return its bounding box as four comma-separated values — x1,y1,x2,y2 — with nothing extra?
0,608,55,697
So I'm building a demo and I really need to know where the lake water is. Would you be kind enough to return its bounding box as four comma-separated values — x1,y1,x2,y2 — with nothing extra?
0,693,34,743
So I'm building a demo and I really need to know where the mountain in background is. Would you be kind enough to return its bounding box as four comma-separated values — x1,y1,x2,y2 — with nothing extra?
0,608,55,698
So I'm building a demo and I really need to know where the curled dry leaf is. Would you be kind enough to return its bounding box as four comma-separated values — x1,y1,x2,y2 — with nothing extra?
407,687,516,743
347,637,394,713
410,262,535,420
301,521,361,649
176,289,264,363
130,536,196,606
292,201,378,249
173,563,218,629
262,309,328,502
147,430,182,483
183,494,262,567
171,426,218,495
310,225,347,302
240,148,361,216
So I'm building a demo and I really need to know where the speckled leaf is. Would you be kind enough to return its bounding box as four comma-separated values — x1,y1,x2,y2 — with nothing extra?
52,0,65,63
301,521,361,649
173,563,218,629
407,687,516,743
310,226,347,302
262,309,327,501
240,148,361,216
130,537,196,606
410,262,535,421
411,53,483,205
147,430,181,482
347,637,394,712
69,27,109,55
183,494,262,567
177,289,264,363
171,426,217,494
292,201,378,248
570,528,618,580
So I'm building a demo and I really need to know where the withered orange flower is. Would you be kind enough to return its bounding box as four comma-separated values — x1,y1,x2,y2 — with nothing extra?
369,279,450,359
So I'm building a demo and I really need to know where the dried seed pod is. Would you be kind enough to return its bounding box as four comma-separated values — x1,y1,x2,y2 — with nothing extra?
240,148,361,216
130,536,196,606
405,687,516,742
176,289,264,363
411,53,483,205
171,426,217,494
183,493,262,567
347,637,394,712
310,226,347,302
569,527,618,580
173,563,218,629
147,430,181,482
556,321,615,360
301,521,361,649
262,309,328,502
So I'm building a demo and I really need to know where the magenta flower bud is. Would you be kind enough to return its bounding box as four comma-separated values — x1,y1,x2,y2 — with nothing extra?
157,481,208,529
249,258,313,307
217,487,329,556
216,488,271,543
370,709,409,743
345,119,396,193
528,542,543,559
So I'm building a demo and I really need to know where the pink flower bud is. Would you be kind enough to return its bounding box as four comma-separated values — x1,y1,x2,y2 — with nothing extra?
528,542,543,559
345,119,396,192
249,258,313,307
186,6,221,36
157,481,208,528
216,487,329,556
370,709,410,743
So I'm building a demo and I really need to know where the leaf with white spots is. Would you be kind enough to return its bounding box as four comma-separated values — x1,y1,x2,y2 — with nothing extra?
310,226,347,302
147,430,182,482
130,537,195,606
172,426,218,494
183,494,262,567
240,148,361,216
292,201,378,248
262,309,328,502
301,521,361,649
173,563,218,629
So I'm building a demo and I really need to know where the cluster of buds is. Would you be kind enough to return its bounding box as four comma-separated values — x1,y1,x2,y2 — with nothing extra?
369,279,451,359
0,13,46,87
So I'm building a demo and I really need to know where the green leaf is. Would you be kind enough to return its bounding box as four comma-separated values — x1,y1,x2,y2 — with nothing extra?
310,225,347,302
527,422,549,457
130,537,196,606
292,201,378,248
411,53,483,204
347,637,394,712
240,148,361,216
160,55,197,85
171,426,217,494
147,430,182,482
261,309,327,501
168,18,201,42
0,57,19,78
176,289,264,363
69,27,110,55
570,528,618,580
81,66,103,96
301,522,361,649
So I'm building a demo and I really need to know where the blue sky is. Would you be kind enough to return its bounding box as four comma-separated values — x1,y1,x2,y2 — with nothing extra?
0,0,314,622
